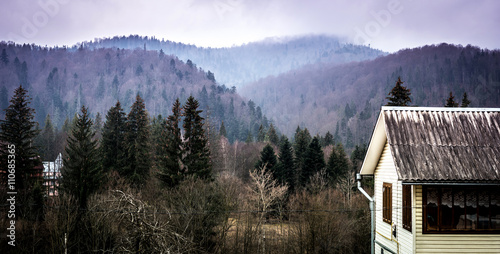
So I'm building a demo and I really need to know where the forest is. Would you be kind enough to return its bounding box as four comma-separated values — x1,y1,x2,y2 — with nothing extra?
1,84,371,253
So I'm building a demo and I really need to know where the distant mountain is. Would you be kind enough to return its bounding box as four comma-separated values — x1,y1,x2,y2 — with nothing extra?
241,43,500,147
0,42,269,143
80,35,386,88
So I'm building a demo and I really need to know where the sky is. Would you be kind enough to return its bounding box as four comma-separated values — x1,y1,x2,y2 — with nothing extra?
0,0,499,53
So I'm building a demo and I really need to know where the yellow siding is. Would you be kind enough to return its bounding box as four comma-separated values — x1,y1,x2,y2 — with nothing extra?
415,185,500,254
374,142,414,254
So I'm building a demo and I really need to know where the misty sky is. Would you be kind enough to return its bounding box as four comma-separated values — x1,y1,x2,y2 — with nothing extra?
0,0,499,52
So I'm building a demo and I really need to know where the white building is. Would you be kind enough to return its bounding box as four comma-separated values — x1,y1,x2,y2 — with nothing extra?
360,107,500,254
43,153,62,196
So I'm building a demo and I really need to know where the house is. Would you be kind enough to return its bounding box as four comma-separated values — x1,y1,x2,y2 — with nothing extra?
359,106,500,254
43,153,63,197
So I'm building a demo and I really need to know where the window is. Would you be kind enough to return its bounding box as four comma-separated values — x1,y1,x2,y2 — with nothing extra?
383,182,392,224
402,185,412,231
423,185,500,233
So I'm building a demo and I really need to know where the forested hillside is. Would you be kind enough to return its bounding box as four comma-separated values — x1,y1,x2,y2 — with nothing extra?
0,42,268,142
242,43,500,147
81,35,385,88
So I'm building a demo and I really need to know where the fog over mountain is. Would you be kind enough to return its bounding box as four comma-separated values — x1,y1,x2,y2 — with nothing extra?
81,35,385,88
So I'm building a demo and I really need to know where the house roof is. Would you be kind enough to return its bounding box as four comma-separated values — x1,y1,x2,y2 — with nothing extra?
360,107,500,183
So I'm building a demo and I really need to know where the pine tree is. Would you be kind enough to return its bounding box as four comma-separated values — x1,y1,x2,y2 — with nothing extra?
101,101,127,174
124,94,151,186
257,124,266,142
182,96,212,180
386,77,411,106
0,85,41,196
158,98,184,187
255,144,278,173
294,126,302,142
40,114,56,161
350,144,368,173
61,106,103,211
267,124,279,145
150,114,165,163
323,131,334,147
277,137,295,191
302,137,325,186
445,92,458,107
326,143,350,184
219,120,227,137
294,128,310,188
461,92,471,107
245,131,253,143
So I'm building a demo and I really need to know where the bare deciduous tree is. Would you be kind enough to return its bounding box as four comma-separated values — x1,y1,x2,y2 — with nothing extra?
247,165,288,220
107,189,195,254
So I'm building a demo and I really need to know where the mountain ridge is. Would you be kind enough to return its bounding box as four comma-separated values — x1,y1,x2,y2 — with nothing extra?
78,34,386,88
0,41,270,143
241,43,500,146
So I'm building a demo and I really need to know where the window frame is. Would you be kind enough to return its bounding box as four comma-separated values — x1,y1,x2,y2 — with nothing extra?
383,182,392,224
402,184,412,231
423,185,500,234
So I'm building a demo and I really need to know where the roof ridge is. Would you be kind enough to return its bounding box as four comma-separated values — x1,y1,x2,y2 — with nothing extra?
381,106,500,112
390,143,500,148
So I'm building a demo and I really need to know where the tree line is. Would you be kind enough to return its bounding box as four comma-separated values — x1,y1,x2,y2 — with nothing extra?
1,85,372,253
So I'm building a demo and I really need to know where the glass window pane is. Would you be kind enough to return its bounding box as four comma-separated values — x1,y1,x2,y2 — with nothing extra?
491,188,500,230
441,188,454,229
426,187,438,231
466,189,477,229
477,189,490,229
453,189,465,230
403,185,411,231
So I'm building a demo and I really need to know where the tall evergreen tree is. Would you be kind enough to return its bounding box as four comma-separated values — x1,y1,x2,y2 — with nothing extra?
255,143,278,173
445,92,458,107
245,131,253,144
219,120,227,137
101,101,127,174
386,76,411,106
326,143,350,184
150,114,165,162
61,106,103,211
323,131,334,147
0,85,41,195
257,124,266,142
461,92,471,107
350,144,368,173
40,114,56,161
294,128,311,188
277,137,295,191
158,98,184,187
182,96,212,180
267,123,279,145
302,137,325,186
124,94,151,186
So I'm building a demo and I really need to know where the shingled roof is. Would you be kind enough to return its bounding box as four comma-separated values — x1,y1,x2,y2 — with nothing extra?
360,107,500,183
